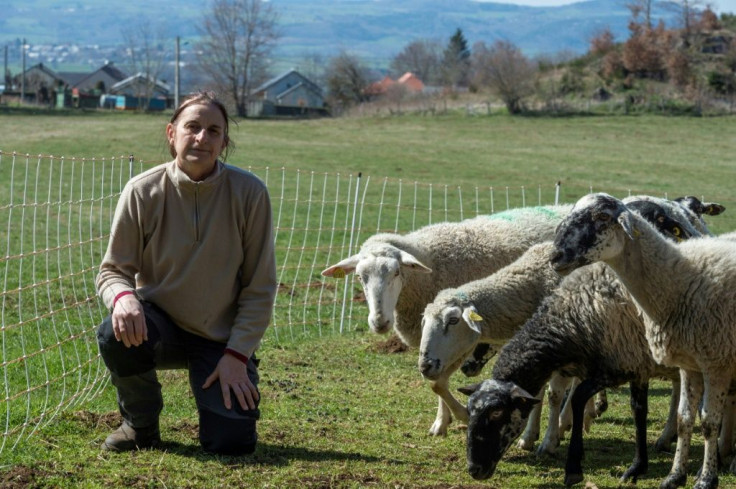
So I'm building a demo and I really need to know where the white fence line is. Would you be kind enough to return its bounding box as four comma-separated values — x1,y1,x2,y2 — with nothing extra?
2,149,735,456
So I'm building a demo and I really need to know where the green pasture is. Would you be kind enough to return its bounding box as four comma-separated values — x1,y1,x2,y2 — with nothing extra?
2,109,736,488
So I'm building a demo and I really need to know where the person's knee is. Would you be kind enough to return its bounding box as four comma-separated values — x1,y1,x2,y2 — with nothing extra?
198,409,258,455
97,316,157,377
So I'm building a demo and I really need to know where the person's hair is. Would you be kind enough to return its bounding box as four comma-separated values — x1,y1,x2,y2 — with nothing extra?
167,91,235,160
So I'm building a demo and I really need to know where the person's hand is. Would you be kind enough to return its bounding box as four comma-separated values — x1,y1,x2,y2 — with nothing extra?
111,294,147,348
203,354,259,410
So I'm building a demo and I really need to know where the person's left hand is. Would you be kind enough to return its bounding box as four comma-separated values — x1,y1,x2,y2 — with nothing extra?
203,354,259,410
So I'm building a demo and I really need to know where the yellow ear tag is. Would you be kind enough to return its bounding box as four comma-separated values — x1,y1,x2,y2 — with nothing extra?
469,311,484,322
332,267,345,279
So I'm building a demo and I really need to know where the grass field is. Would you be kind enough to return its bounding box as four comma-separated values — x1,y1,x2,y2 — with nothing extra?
2,108,736,488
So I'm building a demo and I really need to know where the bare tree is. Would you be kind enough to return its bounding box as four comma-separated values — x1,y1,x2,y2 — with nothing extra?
390,39,442,85
626,0,656,29
196,0,279,117
471,40,535,114
665,0,706,46
121,21,167,111
325,51,371,110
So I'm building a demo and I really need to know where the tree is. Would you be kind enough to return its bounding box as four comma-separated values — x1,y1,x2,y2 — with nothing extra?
121,21,166,111
626,0,656,29
325,51,371,109
471,40,535,114
390,39,443,85
196,0,279,117
441,28,471,88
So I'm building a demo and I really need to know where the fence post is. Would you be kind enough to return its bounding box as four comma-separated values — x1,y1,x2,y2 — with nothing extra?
339,172,362,334
128,154,134,180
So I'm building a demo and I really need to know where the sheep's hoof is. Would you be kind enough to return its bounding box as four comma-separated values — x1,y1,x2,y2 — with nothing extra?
654,436,674,453
693,474,718,489
516,438,535,451
428,422,448,437
620,462,647,483
536,440,558,456
564,472,583,487
660,472,686,489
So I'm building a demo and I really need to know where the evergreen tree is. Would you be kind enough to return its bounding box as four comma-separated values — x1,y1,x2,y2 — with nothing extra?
441,28,471,88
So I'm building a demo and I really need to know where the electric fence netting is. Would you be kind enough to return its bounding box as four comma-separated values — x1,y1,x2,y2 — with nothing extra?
2,149,735,457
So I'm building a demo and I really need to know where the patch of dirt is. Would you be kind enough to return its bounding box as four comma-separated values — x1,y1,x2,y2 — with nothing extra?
68,410,120,430
0,465,46,489
370,335,408,354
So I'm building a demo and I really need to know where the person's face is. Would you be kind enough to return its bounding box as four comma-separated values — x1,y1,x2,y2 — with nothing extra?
166,103,227,181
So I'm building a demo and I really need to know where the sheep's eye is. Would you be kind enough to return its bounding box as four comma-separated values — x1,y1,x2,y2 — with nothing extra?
488,409,504,421
594,213,611,222
657,216,665,223
447,317,459,326
673,227,681,236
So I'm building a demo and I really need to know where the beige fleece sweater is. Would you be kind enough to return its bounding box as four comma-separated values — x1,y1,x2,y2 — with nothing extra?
96,160,277,359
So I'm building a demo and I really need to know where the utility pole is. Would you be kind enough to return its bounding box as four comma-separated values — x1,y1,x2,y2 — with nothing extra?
174,36,180,108
3,45,7,90
20,38,26,104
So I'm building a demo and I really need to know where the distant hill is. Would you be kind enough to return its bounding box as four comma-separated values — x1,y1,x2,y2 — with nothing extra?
3,0,679,65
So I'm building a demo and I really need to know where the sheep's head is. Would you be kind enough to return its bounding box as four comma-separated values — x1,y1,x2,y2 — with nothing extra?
673,195,725,236
624,199,693,242
418,291,483,380
321,243,431,335
550,193,634,275
459,380,540,480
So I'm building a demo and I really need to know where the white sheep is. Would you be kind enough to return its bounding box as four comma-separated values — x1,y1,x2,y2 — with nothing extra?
550,192,736,489
420,196,712,443
321,205,573,348
418,242,565,439
322,205,572,436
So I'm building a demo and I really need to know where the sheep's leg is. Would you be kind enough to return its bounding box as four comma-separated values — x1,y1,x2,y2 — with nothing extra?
718,392,735,460
594,389,608,416
620,381,649,483
692,371,730,489
655,377,680,452
564,378,602,487
428,374,468,436
583,396,596,433
517,387,543,451
537,373,567,455
661,368,702,489
559,377,579,436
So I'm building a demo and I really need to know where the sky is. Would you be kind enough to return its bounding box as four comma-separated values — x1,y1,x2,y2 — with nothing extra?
474,0,736,14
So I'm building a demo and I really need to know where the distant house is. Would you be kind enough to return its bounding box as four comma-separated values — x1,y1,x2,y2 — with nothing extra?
248,69,326,117
61,62,127,93
364,72,425,100
109,72,170,110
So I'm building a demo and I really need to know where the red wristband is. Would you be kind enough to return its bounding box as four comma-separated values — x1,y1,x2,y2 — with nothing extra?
113,290,135,308
224,348,249,365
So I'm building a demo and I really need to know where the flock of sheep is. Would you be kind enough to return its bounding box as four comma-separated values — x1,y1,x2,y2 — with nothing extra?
322,192,734,489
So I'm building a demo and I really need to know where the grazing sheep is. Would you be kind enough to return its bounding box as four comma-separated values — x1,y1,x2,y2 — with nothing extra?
457,195,722,486
550,192,736,489
419,242,563,438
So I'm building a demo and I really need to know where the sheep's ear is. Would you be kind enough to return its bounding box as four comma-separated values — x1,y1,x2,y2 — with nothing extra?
617,210,637,240
322,256,360,277
462,305,484,335
510,384,541,406
458,383,482,396
398,250,432,273
702,202,726,216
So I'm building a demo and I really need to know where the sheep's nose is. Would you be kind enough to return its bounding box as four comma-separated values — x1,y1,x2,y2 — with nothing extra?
419,357,439,378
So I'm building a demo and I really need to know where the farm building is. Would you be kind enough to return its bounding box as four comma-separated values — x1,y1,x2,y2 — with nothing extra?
109,73,170,111
248,69,326,117
364,72,426,100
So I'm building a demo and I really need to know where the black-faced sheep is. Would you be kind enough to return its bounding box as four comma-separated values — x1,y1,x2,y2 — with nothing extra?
457,194,723,487
550,192,736,489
